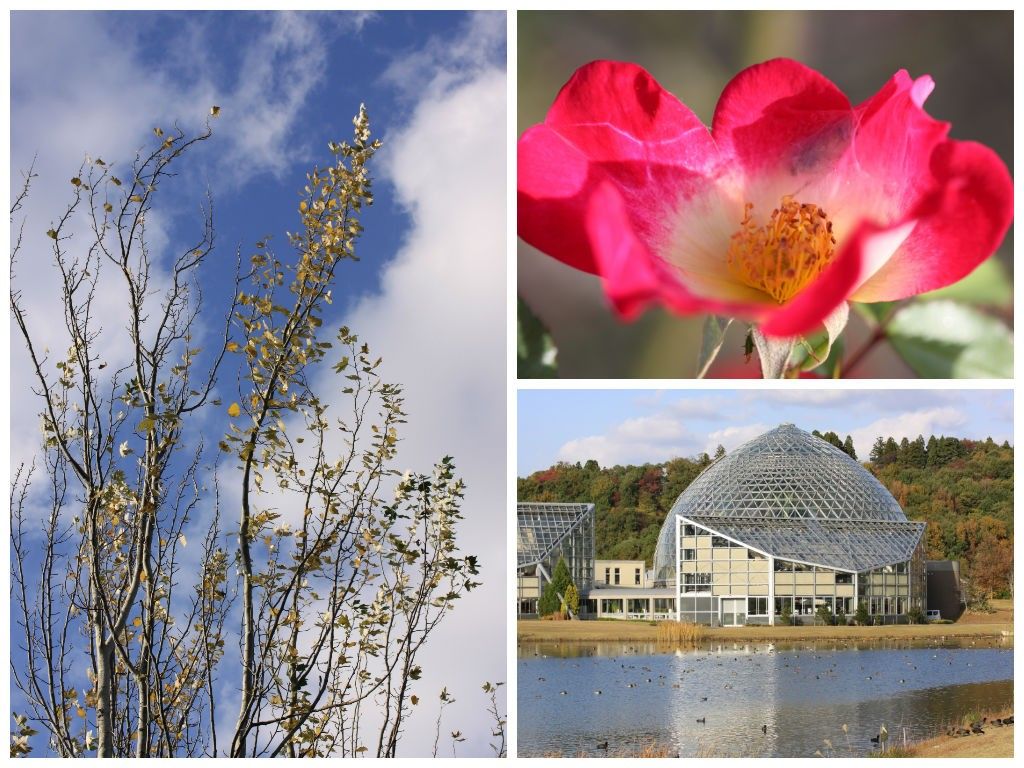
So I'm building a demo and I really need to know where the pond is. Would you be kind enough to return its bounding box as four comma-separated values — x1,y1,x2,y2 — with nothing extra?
517,638,1013,757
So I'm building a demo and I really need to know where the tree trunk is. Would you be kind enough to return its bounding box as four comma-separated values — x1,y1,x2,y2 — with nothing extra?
94,636,115,757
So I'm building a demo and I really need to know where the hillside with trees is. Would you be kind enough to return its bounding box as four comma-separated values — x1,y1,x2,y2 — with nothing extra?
518,434,1012,597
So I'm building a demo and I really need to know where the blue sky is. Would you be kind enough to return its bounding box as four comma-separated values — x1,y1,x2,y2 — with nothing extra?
518,389,1013,474
10,10,505,757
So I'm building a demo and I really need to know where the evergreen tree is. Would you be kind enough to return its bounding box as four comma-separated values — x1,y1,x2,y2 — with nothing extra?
842,435,857,459
714,444,726,460
870,436,886,463
883,437,899,466
538,556,575,617
899,436,911,464
907,435,927,468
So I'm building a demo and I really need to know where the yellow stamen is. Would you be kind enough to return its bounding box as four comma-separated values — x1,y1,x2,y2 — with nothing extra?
726,196,837,304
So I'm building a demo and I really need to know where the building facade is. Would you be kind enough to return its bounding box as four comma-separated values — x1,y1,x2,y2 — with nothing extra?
653,424,927,626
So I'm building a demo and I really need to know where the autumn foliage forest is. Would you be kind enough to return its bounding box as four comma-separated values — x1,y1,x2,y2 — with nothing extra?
517,434,1013,598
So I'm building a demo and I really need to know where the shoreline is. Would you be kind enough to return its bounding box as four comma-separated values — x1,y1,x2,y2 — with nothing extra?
901,722,1013,758
517,618,1013,645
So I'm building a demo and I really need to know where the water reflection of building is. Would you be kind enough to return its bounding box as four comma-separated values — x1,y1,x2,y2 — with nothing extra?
518,425,942,625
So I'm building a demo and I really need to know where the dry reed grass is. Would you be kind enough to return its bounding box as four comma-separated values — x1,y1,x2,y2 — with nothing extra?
655,620,705,645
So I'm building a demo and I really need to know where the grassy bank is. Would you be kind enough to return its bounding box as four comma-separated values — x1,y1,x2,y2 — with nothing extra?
902,724,1012,758
871,708,1014,758
518,601,1012,644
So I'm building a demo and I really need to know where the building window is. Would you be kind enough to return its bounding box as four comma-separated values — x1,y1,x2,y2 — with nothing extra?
683,524,696,536
627,598,649,614
773,596,793,616
835,572,853,584
895,561,907,574
634,568,641,585
774,559,794,572
683,573,712,593
613,567,620,585
682,549,696,561
748,597,769,616
711,535,731,548
604,567,610,584
601,599,623,614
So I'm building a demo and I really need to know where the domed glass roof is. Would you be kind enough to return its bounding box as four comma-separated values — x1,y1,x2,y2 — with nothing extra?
669,423,906,522
653,424,924,575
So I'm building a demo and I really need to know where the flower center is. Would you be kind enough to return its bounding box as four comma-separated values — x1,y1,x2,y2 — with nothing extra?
727,196,837,304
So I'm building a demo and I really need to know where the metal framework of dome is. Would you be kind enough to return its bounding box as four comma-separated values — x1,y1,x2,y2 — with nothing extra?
654,424,925,574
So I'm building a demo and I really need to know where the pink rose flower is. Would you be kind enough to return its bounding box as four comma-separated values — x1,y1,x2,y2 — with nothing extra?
518,59,1012,338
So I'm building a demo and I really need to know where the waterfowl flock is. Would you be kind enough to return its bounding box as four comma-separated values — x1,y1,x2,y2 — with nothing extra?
519,641,1012,757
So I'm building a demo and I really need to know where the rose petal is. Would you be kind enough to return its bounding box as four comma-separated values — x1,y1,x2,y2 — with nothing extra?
518,61,722,274
545,60,719,172
518,124,601,273
712,58,852,177
810,70,950,233
852,140,1013,302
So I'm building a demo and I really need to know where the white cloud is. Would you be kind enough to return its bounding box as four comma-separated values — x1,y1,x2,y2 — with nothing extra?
848,406,968,460
316,16,506,756
703,423,772,455
558,418,703,468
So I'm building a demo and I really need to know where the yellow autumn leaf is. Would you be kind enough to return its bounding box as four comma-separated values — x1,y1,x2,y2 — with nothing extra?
133,617,142,627
227,402,240,417
76,707,86,717
210,105,221,117
178,534,187,548
225,341,239,352
103,203,113,213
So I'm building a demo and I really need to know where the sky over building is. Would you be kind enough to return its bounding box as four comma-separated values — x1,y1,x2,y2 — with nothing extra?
518,389,1013,475
10,10,506,757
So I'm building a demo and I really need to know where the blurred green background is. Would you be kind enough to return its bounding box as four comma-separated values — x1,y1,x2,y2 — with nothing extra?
517,10,1013,378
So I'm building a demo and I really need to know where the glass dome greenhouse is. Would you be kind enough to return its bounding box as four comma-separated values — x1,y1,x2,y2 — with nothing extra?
654,424,925,577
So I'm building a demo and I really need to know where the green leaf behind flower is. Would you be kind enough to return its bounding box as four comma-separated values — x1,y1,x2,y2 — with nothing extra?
885,300,1012,378
517,297,558,378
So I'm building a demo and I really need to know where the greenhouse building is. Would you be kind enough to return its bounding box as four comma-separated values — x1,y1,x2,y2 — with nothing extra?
652,424,927,626
517,502,595,617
